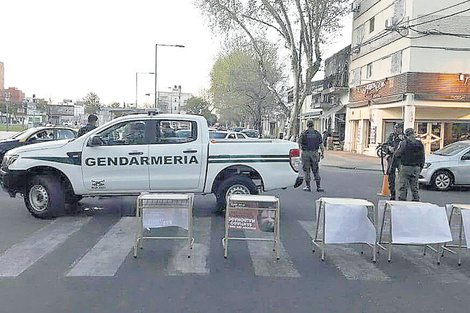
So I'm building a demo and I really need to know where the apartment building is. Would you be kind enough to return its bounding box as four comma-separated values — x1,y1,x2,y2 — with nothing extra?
345,0,470,155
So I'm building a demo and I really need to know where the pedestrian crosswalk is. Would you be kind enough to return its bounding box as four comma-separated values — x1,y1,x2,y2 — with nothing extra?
0,215,469,283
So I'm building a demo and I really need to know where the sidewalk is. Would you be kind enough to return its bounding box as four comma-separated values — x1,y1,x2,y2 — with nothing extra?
321,150,383,172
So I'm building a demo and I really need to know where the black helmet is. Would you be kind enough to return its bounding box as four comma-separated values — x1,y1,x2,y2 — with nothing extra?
307,120,314,127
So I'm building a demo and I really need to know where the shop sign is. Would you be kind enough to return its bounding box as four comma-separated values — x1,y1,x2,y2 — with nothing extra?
356,80,387,96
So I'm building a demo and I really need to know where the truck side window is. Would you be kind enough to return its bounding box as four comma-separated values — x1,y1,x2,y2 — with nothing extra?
96,120,147,146
155,120,197,144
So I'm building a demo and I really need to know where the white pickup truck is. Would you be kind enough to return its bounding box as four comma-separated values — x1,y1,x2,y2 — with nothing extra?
0,112,300,218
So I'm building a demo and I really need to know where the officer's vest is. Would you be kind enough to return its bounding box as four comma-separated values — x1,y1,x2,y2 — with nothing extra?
400,139,424,166
304,130,322,151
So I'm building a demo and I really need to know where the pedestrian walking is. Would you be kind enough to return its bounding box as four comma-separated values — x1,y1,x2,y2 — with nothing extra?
392,128,425,201
385,123,404,200
299,120,324,192
78,114,98,137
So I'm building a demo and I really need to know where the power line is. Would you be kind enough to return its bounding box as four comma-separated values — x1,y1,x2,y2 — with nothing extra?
409,6,470,28
396,0,470,26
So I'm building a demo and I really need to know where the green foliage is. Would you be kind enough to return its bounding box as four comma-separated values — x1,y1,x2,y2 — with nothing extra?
109,102,121,108
83,92,101,114
184,96,218,125
210,39,284,132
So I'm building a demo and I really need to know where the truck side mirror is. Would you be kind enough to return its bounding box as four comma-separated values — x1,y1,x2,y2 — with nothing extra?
88,135,104,147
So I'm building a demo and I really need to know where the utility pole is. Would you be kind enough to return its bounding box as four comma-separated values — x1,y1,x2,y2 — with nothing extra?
5,91,10,132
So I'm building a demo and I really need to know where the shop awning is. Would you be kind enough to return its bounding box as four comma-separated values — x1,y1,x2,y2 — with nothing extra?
322,104,345,117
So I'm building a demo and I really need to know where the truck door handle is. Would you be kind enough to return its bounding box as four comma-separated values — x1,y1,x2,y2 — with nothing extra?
183,149,198,154
128,151,143,155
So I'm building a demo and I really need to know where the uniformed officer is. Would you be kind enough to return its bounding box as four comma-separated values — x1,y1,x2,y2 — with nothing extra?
299,120,324,192
78,114,98,137
392,128,425,201
385,123,404,200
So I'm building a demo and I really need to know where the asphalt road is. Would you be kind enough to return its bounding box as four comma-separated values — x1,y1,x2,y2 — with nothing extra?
1,167,470,313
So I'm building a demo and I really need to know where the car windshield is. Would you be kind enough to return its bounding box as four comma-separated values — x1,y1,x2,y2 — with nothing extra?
242,130,259,138
13,128,43,140
209,132,227,139
433,142,470,156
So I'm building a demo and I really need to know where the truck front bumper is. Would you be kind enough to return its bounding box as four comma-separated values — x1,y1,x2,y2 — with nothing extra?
0,168,27,197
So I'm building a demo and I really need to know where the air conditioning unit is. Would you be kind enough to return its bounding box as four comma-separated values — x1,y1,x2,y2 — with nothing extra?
351,3,360,12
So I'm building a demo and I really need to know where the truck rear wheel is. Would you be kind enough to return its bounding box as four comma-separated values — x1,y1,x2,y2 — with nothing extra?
24,175,65,219
216,176,258,211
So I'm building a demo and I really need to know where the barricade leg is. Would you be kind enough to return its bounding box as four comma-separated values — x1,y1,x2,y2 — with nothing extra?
276,207,280,260
321,202,326,261
437,243,442,265
313,205,322,253
458,215,463,266
442,206,455,257
388,209,392,262
378,205,388,252
224,205,229,259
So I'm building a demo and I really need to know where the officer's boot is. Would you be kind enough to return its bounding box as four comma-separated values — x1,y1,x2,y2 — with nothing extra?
316,181,324,192
303,181,311,192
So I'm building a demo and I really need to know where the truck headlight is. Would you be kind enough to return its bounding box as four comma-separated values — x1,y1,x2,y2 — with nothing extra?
1,155,19,170
423,162,431,169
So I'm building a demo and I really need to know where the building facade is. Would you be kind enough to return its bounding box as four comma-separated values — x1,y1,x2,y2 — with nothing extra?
157,86,193,114
0,61,4,91
345,0,470,155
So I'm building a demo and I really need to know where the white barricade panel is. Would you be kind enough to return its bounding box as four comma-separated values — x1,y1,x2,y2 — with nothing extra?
460,210,470,249
324,203,376,244
142,209,188,230
391,205,452,244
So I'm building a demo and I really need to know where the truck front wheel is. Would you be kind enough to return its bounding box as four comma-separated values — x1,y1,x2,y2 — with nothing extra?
216,176,258,211
24,175,65,219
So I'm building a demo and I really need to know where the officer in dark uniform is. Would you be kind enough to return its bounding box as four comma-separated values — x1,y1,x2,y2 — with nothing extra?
393,128,425,201
299,120,324,192
78,114,98,137
385,123,404,200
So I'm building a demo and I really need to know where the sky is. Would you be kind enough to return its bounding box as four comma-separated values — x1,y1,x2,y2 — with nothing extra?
0,0,351,106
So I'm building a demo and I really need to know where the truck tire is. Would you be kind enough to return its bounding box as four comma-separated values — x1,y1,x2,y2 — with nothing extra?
216,175,258,211
24,175,65,219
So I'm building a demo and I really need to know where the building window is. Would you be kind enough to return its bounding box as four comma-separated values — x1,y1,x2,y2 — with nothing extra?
369,17,375,33
366,63,373,78
391,51,402,74
350,68,362,87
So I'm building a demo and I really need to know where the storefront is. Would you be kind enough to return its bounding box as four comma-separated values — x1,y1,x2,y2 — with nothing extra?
345,73,470,156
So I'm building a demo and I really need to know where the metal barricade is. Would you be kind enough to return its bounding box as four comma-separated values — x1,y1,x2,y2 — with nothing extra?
442,204,470,265
223,194,280,259
134,193,194,258
312,197,377,262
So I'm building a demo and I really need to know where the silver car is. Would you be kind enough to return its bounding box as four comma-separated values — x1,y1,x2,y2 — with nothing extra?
419,141,470,191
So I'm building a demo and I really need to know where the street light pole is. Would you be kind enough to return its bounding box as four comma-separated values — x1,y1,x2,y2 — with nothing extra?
154,43,185,111
135,72,154,108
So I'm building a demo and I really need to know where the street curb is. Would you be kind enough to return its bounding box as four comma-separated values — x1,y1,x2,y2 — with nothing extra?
322,164,382,172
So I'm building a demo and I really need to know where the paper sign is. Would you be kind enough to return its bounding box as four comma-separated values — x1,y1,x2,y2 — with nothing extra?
460,210,470,249
228,209,259,231
391,206,452,244
142,208,188,230
324,203,376,244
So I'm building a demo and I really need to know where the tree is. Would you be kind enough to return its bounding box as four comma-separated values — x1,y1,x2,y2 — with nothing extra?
83,92,101,115
210,38,286,135
184,96,218,126
196,0,350,140
109,102,121,108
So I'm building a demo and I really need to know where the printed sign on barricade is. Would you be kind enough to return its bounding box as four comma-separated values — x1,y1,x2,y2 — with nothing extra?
223,195,280,259
134,193,194,259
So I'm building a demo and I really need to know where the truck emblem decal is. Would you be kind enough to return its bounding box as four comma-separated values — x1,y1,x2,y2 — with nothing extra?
91,180,106,189
84,155,199,167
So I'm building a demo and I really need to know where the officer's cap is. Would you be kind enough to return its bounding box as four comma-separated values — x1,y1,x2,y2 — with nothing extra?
404,128,415,137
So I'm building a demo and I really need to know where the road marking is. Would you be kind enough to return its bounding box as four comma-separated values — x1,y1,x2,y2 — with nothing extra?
299,220,389,281
244,231,301,278
67,217,135,277
167,217,211,276
0,217,91,277
395,247,470,284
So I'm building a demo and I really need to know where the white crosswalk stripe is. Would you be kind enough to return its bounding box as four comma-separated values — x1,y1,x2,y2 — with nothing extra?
246,239,301,277
299,220,390,281
166,217,212,276
67,217,135,277
0,217,91,277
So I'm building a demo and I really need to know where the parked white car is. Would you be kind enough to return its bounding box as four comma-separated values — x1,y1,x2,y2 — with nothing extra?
419,140,470,190
209,131,249,140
